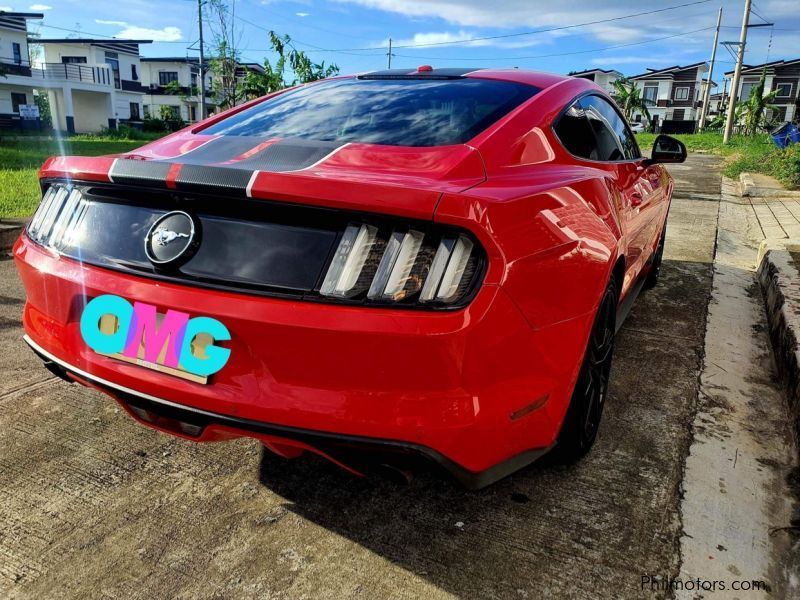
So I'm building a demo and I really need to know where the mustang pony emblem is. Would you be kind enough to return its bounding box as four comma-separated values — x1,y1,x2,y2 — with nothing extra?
152,227,189,246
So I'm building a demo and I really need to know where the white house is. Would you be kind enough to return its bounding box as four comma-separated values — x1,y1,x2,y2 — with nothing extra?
570,68,624,94
630,62,710,130
38,38,151,133
0,11,43,129
141,57,214,123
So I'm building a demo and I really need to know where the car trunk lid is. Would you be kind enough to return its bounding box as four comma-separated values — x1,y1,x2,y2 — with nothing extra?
41,134,486,221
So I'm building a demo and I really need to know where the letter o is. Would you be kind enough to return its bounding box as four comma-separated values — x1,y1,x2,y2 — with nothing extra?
80,294,133,354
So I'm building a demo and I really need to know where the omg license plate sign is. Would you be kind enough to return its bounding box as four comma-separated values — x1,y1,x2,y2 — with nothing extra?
79,294,231,384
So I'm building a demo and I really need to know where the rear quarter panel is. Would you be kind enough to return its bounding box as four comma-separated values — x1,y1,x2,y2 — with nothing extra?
436,164,621,330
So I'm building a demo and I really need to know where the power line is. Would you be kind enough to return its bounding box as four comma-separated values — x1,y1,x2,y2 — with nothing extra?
390,26,716,62
233,14,384,57
282,0,715,52
38,22,194,43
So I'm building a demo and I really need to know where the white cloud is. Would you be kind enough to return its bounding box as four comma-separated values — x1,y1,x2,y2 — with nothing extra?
0,5,15,10
115,25,182,42
387,30,489,48
296,12,310,17
592,55,675,66
383,29,556,50
335,0,763,50
28,3,51,9
95,19,127,26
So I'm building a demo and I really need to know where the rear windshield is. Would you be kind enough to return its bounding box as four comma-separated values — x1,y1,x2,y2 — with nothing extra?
202,77,539,147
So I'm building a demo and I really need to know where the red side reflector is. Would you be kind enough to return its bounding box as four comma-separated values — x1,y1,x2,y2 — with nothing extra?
417,65,433,72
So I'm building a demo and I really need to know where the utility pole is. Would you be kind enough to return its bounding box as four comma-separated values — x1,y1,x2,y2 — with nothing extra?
723,0,751,143
197,0,207,121
698,7,722,132
387,38,393,69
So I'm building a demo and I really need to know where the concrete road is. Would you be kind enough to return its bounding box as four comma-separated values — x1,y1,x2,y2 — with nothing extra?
0,154,763,599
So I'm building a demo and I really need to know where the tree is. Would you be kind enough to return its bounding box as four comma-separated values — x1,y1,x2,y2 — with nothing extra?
241,31,339,101
612,77,652,124
159,105,181,122
206,0,243,109
740,68,780,135
34,91,51,128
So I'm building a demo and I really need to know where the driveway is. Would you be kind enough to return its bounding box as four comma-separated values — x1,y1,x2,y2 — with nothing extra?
0,154,782,599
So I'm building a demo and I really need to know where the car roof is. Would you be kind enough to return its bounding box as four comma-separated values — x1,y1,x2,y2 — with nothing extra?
350,67,570,90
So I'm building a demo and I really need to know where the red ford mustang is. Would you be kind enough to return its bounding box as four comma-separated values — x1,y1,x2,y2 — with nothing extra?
14,67,685,488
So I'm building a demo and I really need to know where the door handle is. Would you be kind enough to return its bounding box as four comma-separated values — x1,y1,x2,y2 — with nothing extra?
629,191,643,207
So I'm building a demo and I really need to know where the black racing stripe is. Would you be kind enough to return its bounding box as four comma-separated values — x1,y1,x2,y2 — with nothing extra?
110,159,171,188
110,138,343,195
232,139,342,172
174,164,253,195
171,136,267,165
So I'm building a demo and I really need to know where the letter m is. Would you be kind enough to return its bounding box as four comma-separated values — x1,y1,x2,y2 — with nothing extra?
123,302,190,368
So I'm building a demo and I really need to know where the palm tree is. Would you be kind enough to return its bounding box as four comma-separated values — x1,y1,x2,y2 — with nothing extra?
740,68,780,135
612,78,652,125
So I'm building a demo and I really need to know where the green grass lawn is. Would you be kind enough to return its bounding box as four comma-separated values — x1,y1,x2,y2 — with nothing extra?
0,138,153,219
637,131,800,189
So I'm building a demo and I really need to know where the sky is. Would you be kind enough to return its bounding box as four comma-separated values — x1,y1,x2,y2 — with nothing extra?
5,0,800,79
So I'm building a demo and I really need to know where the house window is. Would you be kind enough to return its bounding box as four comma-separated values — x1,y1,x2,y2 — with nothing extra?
105,51,121,89
131,64,138,81
159,71,179,86
143,105,150,117
61,56,87,64
643,85,658,104
674,87,690,101
12,42,21,65
740,78,758,101
775,83,793,98
130,102,141,120
11,92,27,113
672,109,685,120
190,72,198,89
189,105,197,121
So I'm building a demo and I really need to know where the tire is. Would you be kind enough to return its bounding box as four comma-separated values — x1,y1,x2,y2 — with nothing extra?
643,220,667,290
550,276,618,464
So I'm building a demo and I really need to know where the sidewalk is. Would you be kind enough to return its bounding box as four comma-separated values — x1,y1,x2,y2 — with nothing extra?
740,173,800,240
747,173,800,484
677,171,799,596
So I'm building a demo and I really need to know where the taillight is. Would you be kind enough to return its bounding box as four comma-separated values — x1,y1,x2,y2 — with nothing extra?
27,183,88,250
318,222,483,308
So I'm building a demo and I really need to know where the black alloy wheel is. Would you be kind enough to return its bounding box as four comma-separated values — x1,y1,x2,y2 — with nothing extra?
643,221,667,290
551,277,618,463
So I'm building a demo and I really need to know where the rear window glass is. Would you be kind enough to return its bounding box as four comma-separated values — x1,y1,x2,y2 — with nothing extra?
202,77,539,147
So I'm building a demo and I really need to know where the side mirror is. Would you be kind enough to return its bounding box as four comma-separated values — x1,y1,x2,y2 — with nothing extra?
644,134,687,166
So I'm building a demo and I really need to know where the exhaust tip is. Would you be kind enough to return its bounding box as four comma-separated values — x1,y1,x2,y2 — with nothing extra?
374,463,414,486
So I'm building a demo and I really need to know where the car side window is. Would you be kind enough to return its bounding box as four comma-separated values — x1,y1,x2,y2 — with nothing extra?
579,96,640,160
553,102,601,161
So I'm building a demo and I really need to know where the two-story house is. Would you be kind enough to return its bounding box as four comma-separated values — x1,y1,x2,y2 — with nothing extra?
0,11,43,129
569,68,624,95
630,62,710,131
725,59,800,123
140,57,214,123
38,38,151,133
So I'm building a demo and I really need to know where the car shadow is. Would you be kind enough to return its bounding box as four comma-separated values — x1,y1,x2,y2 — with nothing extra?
256,258,714,596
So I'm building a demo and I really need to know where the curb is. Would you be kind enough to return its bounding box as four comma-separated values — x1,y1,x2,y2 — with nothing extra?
757,244,800,446
0,219,26,254
740,172,800,199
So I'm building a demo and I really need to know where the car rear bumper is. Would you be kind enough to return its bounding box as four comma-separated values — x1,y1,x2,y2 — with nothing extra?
14,232,591,485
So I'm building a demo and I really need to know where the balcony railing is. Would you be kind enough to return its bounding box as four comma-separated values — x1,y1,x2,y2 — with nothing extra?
29,62,114,87
0,58,33,77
